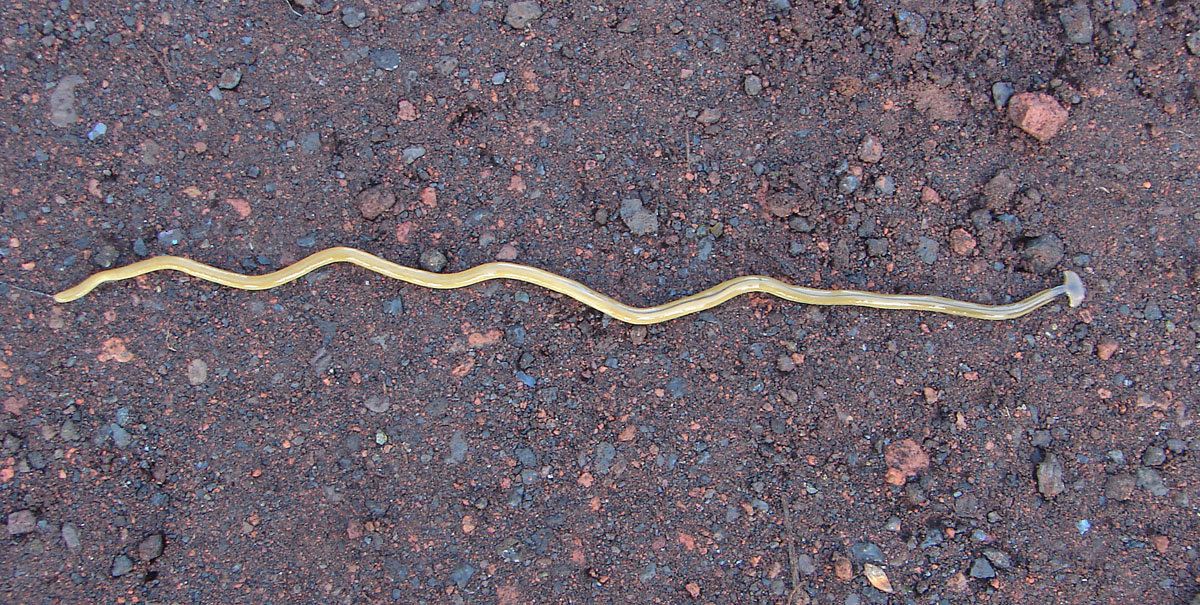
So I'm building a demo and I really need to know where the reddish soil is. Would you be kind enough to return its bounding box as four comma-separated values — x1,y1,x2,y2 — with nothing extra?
2,1,1198,603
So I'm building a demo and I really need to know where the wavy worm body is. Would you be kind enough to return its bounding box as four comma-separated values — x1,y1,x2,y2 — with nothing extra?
53,246,1085,324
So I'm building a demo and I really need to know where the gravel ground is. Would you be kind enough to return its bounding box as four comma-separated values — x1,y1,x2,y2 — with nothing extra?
1,1,1199,603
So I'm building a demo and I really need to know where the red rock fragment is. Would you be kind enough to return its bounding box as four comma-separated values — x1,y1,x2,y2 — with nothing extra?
357,186,395,220
949,228,976,256
1008,93,1069,142
884,438,930,486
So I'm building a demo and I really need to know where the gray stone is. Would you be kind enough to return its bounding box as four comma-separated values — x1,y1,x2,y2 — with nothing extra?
1188,31,1200,56
895,11,926,39
401,146,426,165
449,564,474,588
594,442,616,474
62,523,81,551
1136,467,1168,496
157,229,184,247
505,2,543,29
619,198,658,235
401,0,429,14
341,6,366,28
7,510,37,535
370,49,401,71
217,68,241,90
639,562,657,583
364,395,390,413
838,174,861,194
916,237,939,264
385,296,404,315
982,549,1012,570
92,243,118,268
788,216,813,233
796,553,816,575
849,542,885,564
436,56,459,76
1037,454,1065,497
1142,446,1166,467
1143,301,1163,321
970,557,996,579
1059,4,1094,44
446,430,468,464
515,447,537,468
111,424,132,448
1104,473,1136,501
61,419,81,442
420,249,447,272
187,359,208,385
138,533,164,561
866,238,889,257
111,554,134,577
992,82,1015,108
299,131,321,154
743,75,763,97
1021,234,1064,274
50,75,86,127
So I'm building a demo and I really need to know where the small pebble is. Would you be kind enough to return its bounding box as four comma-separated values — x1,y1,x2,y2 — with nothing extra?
362,393,390,413
866,238,889,257
87,122,107,141
401,146,426,165
111,424,132,448
419,249,447,272
970,557,996,579
992,82,1015,108
916,237,939,264
187,359,208,385
982,549,1012,570
857,135,883,163
217,68,241,90
1104,473,1136,501
62,523,82,551
895,11,927,39
1008,93,1069,142
838,174,860,194
743,75,763,97
1059,4,1094,44
449,564,475,589
873,175,896,195
1037,453,1065,497
138,533,164,561
1136,467,1168,497
619,198,658,235
1188,31,1200,56
696,108,722,125
370,49,401,71
505,1,543,29
7,510,37,535
93,243,119,268
1021,234,1064,274
342,6,366,28
111,554,135,577
1142,446,1166,467
849,542,885,564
